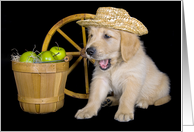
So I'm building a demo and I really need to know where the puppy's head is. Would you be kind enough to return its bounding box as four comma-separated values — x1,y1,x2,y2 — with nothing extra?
86,26,140,71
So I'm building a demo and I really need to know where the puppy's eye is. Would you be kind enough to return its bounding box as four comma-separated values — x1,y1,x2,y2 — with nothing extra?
104,34,111,39
90,34,93,38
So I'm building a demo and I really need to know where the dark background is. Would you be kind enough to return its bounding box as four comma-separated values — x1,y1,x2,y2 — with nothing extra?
1,1,181,131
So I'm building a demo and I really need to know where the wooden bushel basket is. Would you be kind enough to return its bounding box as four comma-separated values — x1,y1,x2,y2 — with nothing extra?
12,57,71,114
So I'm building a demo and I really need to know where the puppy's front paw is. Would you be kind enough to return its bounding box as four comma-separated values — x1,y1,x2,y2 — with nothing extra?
75,107,97,119
114,111,134,122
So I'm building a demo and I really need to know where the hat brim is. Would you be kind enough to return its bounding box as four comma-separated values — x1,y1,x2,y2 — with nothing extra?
77,18,148,36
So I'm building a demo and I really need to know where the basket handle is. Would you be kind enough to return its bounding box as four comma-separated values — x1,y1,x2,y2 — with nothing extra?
64,55,73,62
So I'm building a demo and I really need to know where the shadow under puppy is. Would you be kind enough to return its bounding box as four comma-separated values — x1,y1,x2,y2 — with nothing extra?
75,7,171,122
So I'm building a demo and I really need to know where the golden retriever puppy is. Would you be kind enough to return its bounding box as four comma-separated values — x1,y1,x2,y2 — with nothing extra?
75,26,171,122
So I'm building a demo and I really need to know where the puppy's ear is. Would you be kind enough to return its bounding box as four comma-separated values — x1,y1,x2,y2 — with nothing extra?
120,31,140,62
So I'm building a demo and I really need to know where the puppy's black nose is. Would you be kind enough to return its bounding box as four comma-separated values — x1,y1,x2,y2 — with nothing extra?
86,47,96,56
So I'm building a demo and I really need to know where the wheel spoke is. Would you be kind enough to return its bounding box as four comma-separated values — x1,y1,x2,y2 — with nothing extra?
83,58,89,94
57,28,82,51
81,18,87,47
89,59,95,64
82,26,87,47
66,52,80,57
68,56,82,75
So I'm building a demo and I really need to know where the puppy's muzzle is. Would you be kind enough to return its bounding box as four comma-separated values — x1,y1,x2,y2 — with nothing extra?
86,47,96,56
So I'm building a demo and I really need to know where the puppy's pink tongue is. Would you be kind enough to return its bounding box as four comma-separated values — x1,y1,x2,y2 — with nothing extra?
99,59,109,69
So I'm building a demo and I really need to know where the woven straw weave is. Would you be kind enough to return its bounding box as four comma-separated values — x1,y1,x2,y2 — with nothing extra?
77,7,148,36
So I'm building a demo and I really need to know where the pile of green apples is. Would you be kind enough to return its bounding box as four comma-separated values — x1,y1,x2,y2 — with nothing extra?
19,46,66,63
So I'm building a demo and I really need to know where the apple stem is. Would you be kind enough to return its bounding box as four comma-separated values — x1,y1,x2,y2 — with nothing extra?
55,42,59,50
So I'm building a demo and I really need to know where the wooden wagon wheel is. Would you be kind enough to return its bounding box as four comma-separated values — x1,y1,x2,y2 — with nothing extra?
42,14,95,99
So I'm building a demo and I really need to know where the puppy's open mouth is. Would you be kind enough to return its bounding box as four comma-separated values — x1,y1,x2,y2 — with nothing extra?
98,59,111,70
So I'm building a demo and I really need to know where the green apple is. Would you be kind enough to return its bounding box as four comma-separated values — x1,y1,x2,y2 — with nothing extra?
20,51,38,63
50,46,66,60
38,51,57,62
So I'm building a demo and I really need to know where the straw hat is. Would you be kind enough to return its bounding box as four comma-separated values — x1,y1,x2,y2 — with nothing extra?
77,7,148,36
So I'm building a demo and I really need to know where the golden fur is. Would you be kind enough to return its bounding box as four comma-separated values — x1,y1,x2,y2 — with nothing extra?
75,27,171,122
